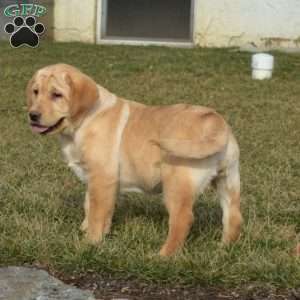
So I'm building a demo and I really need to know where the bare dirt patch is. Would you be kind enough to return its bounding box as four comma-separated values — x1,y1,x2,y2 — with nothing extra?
60,273,300,300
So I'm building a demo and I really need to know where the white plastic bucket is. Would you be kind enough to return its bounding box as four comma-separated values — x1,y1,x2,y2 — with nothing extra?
251,53,274,80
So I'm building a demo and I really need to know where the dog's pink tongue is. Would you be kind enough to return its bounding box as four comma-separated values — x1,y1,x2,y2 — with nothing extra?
31,124,49,133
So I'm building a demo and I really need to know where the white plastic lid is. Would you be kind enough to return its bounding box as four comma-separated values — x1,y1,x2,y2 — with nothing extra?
251,53,274,70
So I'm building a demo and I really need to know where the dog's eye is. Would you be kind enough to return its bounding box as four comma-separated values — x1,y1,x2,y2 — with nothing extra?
52,92,63,100
33,89,38,96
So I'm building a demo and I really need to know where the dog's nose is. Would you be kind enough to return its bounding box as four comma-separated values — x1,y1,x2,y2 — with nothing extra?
29,111,41,122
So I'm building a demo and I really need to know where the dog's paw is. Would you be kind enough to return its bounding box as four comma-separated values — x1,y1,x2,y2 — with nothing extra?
81,219,111,235
85,229,103,245
159,245,174,257
80,219,88,232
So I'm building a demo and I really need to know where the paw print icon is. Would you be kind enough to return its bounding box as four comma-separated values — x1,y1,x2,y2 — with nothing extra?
4,16,45,48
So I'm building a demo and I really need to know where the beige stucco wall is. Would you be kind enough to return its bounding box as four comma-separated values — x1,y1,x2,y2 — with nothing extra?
54,0,97,43
54,0,300,48
194,0,300,48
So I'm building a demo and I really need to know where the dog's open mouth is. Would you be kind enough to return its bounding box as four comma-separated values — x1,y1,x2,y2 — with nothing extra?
30,117,65,135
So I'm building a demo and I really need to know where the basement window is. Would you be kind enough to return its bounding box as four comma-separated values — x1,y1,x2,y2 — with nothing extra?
100,0,193,44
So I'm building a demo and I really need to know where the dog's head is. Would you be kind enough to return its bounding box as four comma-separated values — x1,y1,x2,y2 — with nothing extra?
26,64,99,135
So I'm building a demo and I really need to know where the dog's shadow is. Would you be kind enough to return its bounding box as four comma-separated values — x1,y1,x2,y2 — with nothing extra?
114,192,223,238
61,190,223,238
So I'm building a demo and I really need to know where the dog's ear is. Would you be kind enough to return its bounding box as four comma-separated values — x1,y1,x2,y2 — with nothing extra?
65,71,99,123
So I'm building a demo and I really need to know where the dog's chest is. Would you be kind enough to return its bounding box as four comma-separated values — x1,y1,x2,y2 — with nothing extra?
61,141,87,183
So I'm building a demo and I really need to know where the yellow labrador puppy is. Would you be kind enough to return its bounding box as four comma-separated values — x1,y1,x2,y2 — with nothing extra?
27,64,242,256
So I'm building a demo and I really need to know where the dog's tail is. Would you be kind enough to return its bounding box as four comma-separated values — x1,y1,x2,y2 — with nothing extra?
215,134,242,243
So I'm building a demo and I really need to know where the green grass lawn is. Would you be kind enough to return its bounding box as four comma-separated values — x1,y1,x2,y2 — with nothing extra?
0,42,299,287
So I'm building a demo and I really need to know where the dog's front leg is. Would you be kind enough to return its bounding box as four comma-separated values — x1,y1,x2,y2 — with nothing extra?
85,171,117,244
80,192,89,232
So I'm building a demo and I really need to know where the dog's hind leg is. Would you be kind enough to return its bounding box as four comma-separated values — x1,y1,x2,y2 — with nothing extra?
160,164,196,257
